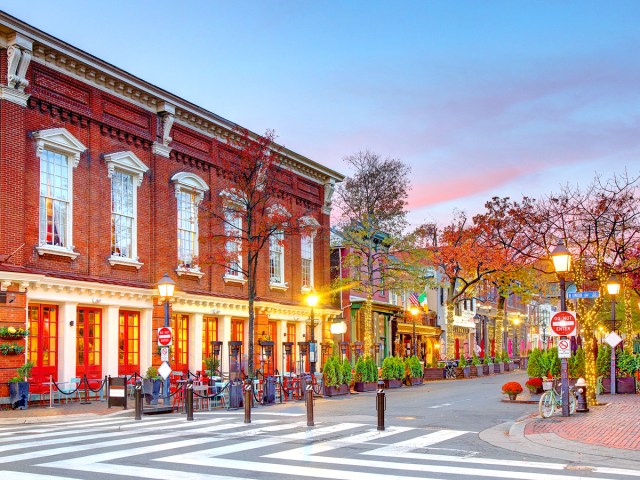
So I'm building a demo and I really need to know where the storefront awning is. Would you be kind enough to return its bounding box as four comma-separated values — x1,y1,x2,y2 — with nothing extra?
396,323,441,336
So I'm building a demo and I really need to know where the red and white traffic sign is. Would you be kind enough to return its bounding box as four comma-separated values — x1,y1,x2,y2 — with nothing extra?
558,338,571,358
157,326,173,346
550,311,577,337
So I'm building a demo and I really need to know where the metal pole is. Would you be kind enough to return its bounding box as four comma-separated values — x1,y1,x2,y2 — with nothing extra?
376,380,385,431
305,377,314,427
244,378,252,424
135,379,142,421
611,296,617,395
49,374,54,409
310,307,316,375
412,319,416,356
560,276,570,417
163,299,171,406
186,378,194,421
81,375,91,405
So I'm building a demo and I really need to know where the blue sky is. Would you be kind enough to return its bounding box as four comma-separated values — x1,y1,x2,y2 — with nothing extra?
4,1,640,226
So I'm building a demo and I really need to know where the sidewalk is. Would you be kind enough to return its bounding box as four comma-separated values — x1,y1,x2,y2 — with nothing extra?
0,399,127,424
482,393,640,469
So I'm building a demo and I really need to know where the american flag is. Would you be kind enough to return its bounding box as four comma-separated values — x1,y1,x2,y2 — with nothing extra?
409,292,420,306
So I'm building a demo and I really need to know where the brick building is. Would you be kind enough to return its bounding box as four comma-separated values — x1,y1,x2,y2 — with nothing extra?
0,12,343,400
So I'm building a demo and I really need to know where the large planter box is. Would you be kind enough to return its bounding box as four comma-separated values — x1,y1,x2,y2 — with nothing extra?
470,365,483,377
354,381,377,392
494,363,504,374
142,378,163,405
405,377,423,386
617,377,636,394
383,379,403,389
323,384,350,397
461,366,471,378
423,368,445,381
8,381,29,410
483,364,492,375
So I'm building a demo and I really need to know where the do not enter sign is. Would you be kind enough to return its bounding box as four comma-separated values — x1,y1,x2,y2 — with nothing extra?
157,326,173,346
550,311,577,337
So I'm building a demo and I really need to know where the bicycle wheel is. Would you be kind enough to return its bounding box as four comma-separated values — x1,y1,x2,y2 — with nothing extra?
539,391,555,418
569,390,577,415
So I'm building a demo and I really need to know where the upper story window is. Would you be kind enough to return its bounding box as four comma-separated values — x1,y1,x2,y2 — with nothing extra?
33,128,86,259
171,172,208,278
105,151,148,269
301,235,314,291
224,209,243,279
269,231,286,288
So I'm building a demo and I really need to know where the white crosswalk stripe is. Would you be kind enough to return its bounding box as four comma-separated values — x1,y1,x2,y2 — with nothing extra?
0,415,638,480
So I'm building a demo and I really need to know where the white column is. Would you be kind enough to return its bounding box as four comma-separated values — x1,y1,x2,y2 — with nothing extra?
58,302,77,383
277,320,286,372
220,315,231,375
191,313,204,374
140,308,153,376
102,305,120,378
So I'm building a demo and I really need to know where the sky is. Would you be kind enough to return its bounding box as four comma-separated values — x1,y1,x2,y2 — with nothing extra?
4,1,640,227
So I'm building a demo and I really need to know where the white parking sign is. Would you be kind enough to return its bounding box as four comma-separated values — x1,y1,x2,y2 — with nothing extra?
558,338,571,359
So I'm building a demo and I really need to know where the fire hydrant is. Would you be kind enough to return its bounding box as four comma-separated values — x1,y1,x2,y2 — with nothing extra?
575,377,589,413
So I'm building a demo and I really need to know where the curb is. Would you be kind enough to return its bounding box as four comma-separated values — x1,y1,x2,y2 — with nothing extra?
0,408,133,425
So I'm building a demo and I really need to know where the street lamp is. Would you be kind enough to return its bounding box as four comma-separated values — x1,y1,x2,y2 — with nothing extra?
540,311,548,349
513,317,521,357
157,273,175,406
607,275,621,395
409,306,419,357
306,291,319,375
550,240,572,417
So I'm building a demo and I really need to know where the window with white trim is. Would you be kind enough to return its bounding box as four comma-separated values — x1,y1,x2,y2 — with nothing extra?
33,128,86,259
224,208,242,278
171,172,209,277
269,231,285,285
301,235,314,290
105,151,148,269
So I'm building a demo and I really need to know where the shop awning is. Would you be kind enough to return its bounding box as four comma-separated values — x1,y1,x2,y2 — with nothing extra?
396,323,441,336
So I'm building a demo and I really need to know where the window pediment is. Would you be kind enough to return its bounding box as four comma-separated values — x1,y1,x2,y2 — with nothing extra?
32,128,86,167
105,151,149,186
171,172,209,204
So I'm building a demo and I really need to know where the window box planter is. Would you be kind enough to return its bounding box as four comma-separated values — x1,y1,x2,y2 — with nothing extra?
323,384,350,396
383,379,403,389
616,377,636,394
8,381,29,410
423,367,445,381
354,381,377,392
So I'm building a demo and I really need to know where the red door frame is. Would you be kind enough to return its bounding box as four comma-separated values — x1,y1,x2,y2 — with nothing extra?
172,314,189,374
76,307,102,378
202,316,218,371
28,304,58,383
118,310,140,376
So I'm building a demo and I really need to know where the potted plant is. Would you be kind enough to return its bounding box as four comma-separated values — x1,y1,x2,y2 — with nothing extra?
502,350,511,372
354,356,378,392
615,349,638,394
568,346,585,386
0,343,25,355
143,365,163,405
502,381,523,401
494,352,505,374
381,356,403,388
341,357,352,393
424,361,446,380
596,344,612,394
458,355,471,378
0,326,28,339
204,355,220,377
323,356,350,396
404,355,423,385
8,360,33,409
525,377,543,394
527,349,544,380
470,353,483,377
483,354,493,375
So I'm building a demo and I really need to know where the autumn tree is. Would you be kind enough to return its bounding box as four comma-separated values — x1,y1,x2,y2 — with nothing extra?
334,151,425,355
201,128,316,376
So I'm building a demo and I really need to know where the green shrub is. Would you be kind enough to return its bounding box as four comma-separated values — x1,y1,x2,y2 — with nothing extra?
381,356,396,380
527,349,544,378
471,353,481,366
365,356,378,382
458,355,467,367
483,354,492,365
568,347,585,378
502,350,510,363
341,358,352,384
322,356,338,387
145,366,160,380
596,344,612,377
404,355,423,378
617,349,638,377
354,356,366,382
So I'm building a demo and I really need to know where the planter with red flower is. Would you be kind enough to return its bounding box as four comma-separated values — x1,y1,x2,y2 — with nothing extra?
525,377,543,395
501,381,523,401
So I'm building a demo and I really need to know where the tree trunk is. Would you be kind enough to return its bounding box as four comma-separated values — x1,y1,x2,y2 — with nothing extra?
494,297,505,358
363,290,373,356
446,302,455,360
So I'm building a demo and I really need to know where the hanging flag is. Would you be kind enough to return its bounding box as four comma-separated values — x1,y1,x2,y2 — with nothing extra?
417,292,428,312
409,292,420,306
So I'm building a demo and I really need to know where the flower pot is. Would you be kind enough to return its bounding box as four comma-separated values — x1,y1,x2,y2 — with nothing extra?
8,381,29,410
616,377,636,394
470,365,483,377
462,366,470,379
142,378,163,405
423,367,445,381
383,379,403,389
354,381,377,392
494,363,504,374
508,393,518,401
483,364,492,375
405,377,423,386
323,384,350,396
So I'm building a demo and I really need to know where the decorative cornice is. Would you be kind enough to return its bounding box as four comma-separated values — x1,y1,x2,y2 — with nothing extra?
0,85,29,106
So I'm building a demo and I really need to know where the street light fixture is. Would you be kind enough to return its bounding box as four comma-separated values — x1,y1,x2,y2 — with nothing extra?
306,291,319,375
550,240,572,417
513,317,521,356
607,275,621,395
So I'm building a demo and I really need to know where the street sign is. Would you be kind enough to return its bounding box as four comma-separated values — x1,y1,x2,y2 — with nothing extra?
550,311,577,337
567,291,600,299
605,331,623,348
558,337,571,358
157,326,173,346
158,361,172,380
160,346,169,362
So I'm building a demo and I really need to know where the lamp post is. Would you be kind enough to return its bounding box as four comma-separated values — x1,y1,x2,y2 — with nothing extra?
306,292,319,375
607,275,621,395
551,240,572,417
513,317,520,357
540,311,548,349
157,273,175,406
409,306,419,356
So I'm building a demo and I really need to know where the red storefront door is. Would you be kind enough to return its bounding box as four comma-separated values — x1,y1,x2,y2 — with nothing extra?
76,307,102,378
27,304,58,383
118,311,140,376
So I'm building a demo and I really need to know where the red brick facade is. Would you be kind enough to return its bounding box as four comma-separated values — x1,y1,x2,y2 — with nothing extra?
0,13,343,400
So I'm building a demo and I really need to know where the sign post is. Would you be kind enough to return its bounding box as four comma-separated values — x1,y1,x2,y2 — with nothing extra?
550,311,577,417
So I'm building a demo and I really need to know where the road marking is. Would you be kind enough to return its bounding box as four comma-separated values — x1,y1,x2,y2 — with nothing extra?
427,403,452,408
363,429,469,455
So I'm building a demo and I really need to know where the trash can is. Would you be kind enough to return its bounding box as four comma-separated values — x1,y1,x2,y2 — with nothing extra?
263,376,275,405
575,377,589,413
229,379,244,409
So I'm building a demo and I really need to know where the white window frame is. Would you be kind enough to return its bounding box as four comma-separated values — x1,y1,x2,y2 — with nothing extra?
33,128,86,259
300,235,314,293
171,172,209,278
299,215,320,293
269,230,287,290
220,189,247,286
105,151,148,269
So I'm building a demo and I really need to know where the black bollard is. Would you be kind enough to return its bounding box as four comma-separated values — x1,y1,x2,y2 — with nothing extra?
376,380,385,431
81,375,91,405
186,379,194,421
135,379,142,421
305,377,314,427
244,378,252,424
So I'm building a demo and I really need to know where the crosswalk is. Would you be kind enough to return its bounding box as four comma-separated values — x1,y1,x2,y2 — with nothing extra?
0,414,638,480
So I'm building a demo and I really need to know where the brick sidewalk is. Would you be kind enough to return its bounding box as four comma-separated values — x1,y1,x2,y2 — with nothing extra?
524,394,640,451
0,400,122,421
